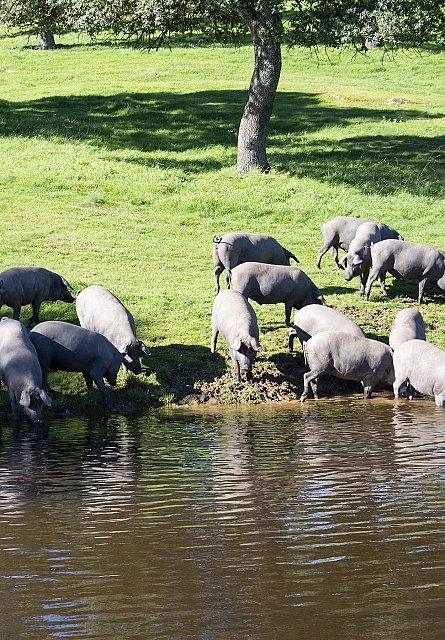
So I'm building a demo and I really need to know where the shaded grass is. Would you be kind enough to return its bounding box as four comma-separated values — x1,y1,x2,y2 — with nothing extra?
0,33,444,413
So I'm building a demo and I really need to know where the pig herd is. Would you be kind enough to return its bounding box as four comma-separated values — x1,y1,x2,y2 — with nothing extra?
2,216,445,426
0,268,150,424
212,222,445,408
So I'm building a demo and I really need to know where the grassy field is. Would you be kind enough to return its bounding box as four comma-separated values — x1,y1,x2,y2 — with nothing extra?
0,32,444,411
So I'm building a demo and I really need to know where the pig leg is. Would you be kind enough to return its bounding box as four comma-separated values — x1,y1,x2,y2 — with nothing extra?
417,277,429,304
12,305,22,321
362,378,375,399
359,263,371,297
230,355,241,382
393,373,407,399
434,393,445,408
377,274,388,297
316,243,334,269
365,270,387,300
26,298,44,327
8,390,21,421
210,325,219,360
284,301,293,327
300,371,320,401
83,371,112,408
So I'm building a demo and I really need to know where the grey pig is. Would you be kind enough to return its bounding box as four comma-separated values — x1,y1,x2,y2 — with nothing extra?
0,317,52,423
300,331,395,401
365,239,445,303
213,232,298,294
341,222,383,296
230,262,324,327
210,289,261,381
29,321,125,408
0,266,74,327
316,216,402,269
389,308,426,351
288,304,365,352
76,285,151,375
393,339,445,407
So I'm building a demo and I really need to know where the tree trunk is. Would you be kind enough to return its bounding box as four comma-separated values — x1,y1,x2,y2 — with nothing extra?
38,29,56,50
236,3,282,173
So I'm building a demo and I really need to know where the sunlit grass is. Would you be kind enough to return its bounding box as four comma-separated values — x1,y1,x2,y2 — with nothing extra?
0,33,444,409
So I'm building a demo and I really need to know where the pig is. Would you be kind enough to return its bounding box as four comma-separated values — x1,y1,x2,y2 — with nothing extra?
316,216,402,269
213,232,298,294
0,266,74,327
0,317,52,423
288,304,365,352
230,262,324,327
365,239,445,303
210,289,261,381
29,321,125,408
393,339,445,407
341,222,383,295
76,285,150,376
300,331,395,401
389,308,426,351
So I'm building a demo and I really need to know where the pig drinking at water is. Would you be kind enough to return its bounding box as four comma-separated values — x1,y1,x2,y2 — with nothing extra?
0,266,74,327
300,331,395,401
0,317,52,423
389,308,426,351
29,321,125,408
76,285,151,376
213,232,298,294
288,304,365,352
393,339,445,407
230,262,324,327
210,289,261,381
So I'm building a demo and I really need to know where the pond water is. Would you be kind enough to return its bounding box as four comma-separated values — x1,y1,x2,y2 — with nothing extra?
1,397,445,639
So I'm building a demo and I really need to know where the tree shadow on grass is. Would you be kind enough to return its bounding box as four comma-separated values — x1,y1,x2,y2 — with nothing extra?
0,89,443,195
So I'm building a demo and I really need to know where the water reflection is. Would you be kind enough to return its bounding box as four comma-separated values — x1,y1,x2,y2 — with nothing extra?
1,400,445,639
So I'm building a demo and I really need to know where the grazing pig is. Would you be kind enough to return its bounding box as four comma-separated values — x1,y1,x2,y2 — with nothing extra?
316,216,402,269
389,308,426,351
0,318,52,423
0,266,74,327
342,222,383,295
230,262,324,327
210,290,261,381
29,321,125,408
393,339,445,407
300,331,395,401
213,232,298,294
288,304,365,352
365,239,445,303
76,285,150,376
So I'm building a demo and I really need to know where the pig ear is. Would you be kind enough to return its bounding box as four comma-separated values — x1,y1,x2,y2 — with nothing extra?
339,253,348,265
140,341,151,356
352,255,362,265
230,338,242,351
19,390,31,407
251,338,261,352
39,389,52,407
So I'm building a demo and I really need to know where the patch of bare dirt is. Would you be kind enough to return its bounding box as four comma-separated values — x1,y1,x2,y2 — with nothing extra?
179,353,363,406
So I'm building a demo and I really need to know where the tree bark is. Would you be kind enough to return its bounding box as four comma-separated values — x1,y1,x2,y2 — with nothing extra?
38,29,57,50
236,1,282,173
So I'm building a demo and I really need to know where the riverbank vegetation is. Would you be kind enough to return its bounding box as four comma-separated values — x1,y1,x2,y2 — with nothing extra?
0,33,444,413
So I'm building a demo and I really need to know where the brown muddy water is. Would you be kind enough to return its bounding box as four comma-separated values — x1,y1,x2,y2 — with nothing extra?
1,397,445,640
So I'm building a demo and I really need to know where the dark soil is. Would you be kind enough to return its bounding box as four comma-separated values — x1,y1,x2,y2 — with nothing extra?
178,352,365,406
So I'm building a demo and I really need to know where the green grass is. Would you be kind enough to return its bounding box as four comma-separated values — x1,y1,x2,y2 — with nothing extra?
0,32,444,411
